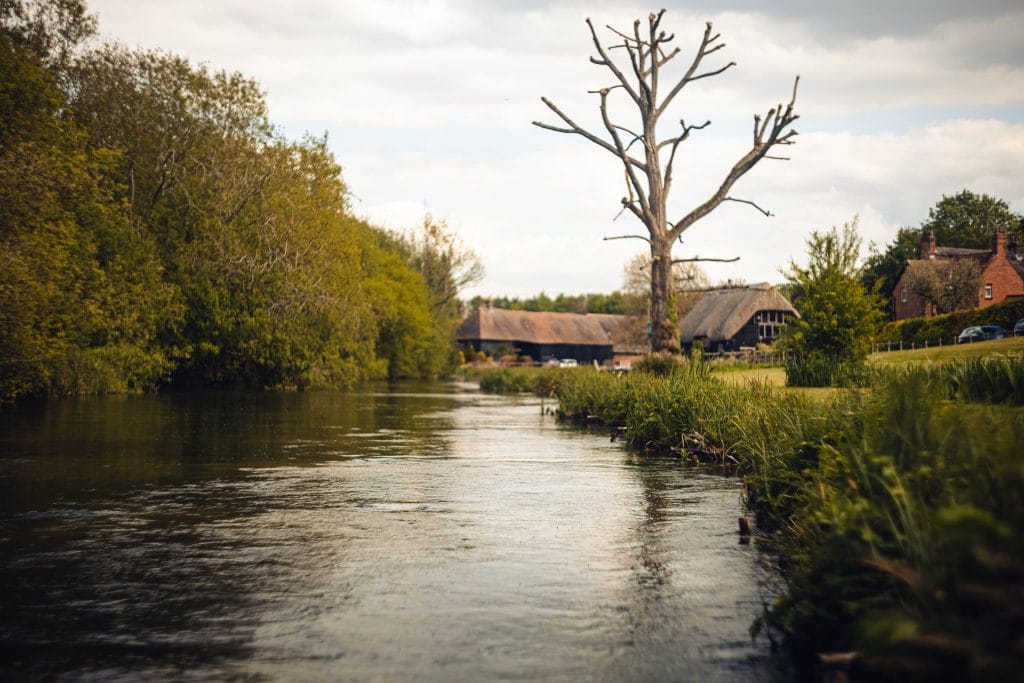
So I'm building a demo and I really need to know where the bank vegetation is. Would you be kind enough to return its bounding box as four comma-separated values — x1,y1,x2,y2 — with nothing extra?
1,1,481,402
476,359,1024,680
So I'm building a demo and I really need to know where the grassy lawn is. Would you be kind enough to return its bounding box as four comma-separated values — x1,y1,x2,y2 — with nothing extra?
710,335,1024,396
869,334,1024,364
711,366,841,401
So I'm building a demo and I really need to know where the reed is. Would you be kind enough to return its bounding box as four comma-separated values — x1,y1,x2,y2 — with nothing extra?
550,365,1024,677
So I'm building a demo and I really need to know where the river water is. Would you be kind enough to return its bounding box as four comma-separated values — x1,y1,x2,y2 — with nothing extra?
0,383,779,681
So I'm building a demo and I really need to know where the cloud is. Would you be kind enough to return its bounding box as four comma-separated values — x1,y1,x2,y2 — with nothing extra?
85,0,1024,298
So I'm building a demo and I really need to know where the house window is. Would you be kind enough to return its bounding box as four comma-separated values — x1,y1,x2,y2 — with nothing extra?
756,310,787,342
900,287,907,304
985,284,993,300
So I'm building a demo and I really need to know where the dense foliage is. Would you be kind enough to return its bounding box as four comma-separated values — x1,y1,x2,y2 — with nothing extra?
467,291,627,315
0,1,479,400
877,298,1024,347
780,220,884,386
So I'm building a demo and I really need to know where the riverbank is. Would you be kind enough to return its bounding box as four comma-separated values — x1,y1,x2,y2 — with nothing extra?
474,361,1024,679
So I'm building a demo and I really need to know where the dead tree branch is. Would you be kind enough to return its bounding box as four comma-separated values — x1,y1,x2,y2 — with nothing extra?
533,10,799,354
723,196,774,217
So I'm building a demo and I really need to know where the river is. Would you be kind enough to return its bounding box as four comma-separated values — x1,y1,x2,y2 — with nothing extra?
0,382,780,681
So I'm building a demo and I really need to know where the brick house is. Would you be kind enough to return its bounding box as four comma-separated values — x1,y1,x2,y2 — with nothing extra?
892,227,1024,320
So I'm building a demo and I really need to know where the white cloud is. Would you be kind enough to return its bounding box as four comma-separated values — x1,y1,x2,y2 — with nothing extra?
85,0,1024,298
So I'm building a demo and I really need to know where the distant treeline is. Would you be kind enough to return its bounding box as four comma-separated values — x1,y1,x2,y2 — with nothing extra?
0,1,480,401
467,292,628,315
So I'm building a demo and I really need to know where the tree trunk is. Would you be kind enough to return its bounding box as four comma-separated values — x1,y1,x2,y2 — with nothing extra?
650,239,680,354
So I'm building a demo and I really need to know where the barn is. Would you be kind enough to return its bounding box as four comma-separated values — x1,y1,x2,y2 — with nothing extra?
457,306,621,364
679,285,798,353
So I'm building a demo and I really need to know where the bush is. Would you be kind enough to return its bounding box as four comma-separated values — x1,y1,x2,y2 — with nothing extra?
784,353,867,388
634,353,687,377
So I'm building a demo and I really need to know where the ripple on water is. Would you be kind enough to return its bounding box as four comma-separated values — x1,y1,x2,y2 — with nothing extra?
0,387,781,682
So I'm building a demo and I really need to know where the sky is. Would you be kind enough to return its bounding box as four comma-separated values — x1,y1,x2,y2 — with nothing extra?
85,0,1024,298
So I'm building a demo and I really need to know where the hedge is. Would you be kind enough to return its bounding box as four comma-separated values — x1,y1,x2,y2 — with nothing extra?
876,298,1024,346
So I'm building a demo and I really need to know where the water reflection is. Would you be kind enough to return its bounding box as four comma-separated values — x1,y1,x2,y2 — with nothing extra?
0,385,776,681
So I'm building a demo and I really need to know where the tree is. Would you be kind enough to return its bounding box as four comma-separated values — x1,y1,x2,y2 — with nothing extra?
903,258,983,315
861,226,921,304
922,190,1022,249
780,220,883,386
618,253,707,346
1,16,178,400
400,214,484,375
533,10,799,354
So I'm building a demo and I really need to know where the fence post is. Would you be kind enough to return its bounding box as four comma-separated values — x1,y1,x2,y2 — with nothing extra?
900,340,903,351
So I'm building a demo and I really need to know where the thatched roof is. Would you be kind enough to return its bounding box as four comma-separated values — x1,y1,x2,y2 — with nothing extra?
457,308,617,346
679,285,797,344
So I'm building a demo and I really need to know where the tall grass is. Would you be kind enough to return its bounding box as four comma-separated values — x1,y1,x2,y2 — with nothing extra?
474,367,567,395
549,365,1024,678
784,352,868,388
756,371,1024,679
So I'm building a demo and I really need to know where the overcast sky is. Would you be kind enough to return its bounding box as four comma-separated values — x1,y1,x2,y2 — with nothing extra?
85,0,1024,298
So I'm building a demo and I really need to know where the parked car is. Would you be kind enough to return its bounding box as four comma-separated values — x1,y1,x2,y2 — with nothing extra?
1014,318,1024,337
957,325,1006,343
557,358,579,368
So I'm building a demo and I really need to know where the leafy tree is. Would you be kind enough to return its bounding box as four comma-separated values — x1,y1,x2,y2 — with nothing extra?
1,17,177,400
780,220,884,386
70,46,390,388
400,214,484,374
922,190,1022,249
861,226,920,303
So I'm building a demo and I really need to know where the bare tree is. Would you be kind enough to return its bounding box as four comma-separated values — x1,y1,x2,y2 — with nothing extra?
618,253,708,347
533,9,799,354
905,259,983,314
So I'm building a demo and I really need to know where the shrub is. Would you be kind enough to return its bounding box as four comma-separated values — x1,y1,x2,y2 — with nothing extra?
877,298,1024,347
634,353,687,377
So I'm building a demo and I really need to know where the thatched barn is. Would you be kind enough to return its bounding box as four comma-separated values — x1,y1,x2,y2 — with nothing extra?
679,285,798,352
457,306,622,363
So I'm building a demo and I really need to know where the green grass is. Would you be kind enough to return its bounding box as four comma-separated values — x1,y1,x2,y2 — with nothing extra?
869,334,1024,364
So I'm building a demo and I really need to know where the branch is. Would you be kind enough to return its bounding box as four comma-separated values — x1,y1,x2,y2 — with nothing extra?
657,22,731,117
723,196,773,217
669,75,800,240
672,256,741,263
532,97,647,170
585,17,641,105
662,119,711,197
604,234,652,244
596,89,651,218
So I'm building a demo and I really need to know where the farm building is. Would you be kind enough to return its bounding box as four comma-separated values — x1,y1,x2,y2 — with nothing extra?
457,306,624,363
892,227,1024,320
679,285,798,353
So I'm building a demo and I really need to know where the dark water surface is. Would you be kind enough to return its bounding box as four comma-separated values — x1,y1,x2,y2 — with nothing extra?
0,383,779,681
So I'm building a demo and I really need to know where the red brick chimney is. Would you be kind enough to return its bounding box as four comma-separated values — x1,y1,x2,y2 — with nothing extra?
920,230,936,259
993,226,1006,256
